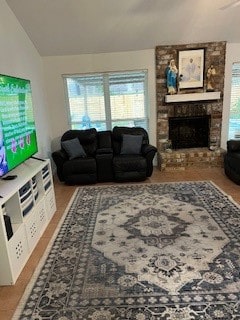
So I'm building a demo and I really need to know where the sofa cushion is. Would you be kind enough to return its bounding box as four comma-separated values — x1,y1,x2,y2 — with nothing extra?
98,130,112,149
112,126,149,154
120,134,143,155
61,128,97,156
113,155,147,181
63,158,97,185
227,140,240,152
225,152,240,168
112,126,149,144
61,138,86,160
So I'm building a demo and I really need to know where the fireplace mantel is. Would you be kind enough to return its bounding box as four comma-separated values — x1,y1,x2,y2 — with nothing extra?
165,91,221,103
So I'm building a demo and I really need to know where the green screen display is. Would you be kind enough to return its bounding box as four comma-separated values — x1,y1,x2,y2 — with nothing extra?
0,75,38,177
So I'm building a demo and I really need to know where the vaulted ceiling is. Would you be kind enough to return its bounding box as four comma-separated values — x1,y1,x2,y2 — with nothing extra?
5,0,240,56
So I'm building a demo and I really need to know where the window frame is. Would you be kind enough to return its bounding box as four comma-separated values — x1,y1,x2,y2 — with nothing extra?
63,70,149,131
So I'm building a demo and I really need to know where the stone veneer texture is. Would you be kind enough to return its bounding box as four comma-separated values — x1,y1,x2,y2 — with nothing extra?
155,41,226,170
159,148,224,171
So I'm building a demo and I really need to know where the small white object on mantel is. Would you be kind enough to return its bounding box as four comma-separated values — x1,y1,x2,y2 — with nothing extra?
165,91,221,103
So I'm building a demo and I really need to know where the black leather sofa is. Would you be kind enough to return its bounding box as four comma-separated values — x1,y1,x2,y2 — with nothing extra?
52,126,157,185
224,140,240,185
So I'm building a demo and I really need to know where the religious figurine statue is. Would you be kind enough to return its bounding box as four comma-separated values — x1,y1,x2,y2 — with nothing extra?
165,59,178,95
206,65,216,91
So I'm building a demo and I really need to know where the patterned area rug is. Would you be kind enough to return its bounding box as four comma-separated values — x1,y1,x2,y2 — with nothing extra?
14,181,240,320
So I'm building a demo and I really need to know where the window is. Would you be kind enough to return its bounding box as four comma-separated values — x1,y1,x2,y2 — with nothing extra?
63,70,148,131
229,62,240,139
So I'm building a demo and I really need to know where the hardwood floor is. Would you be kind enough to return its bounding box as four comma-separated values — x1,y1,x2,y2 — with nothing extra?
0,167,239,320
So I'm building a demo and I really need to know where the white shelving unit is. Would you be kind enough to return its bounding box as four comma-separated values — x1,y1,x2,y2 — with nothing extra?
0,158,56,285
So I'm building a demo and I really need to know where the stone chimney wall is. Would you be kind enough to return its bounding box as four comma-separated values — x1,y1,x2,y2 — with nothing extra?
156,41,226,156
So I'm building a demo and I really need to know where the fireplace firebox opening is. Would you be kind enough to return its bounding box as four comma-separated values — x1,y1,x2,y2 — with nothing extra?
169,115,210,150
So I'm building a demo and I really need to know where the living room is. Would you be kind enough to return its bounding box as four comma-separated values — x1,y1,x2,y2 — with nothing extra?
0,1,240,319
1,0,240,160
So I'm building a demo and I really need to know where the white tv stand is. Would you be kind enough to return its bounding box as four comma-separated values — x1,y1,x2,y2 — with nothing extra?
0,158,56,285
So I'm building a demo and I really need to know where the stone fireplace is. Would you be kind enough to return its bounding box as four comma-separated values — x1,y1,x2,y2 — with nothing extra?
169,115,210,149
155,41,226,171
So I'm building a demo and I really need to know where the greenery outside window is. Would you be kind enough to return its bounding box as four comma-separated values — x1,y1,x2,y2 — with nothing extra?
229,62,240,139
63,70,148,131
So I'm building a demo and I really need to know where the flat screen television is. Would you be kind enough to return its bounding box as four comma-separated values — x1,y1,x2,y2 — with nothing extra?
0,74,38,178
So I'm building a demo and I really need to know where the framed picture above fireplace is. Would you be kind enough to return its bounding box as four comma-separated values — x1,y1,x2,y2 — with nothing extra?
178,48,205,89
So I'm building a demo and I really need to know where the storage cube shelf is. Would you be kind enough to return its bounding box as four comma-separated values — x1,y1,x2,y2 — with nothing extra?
0,158,56,285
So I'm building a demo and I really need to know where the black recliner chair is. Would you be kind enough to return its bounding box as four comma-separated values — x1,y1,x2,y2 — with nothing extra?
111,126,156,182
224,139,240,185
52,128,98,185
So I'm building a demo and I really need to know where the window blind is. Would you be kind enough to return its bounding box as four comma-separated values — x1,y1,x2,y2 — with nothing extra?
63,70,148,131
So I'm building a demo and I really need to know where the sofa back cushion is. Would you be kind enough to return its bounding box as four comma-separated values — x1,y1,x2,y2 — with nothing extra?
112,126,149,155
97,130,112,149
61,128,97,157
227,140,240,152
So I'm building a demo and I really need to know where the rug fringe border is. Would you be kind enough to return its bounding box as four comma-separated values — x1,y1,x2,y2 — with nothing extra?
209,180,240,209
12,188,79,320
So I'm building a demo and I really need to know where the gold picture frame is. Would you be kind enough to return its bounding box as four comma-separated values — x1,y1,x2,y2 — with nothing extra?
178,48,205,89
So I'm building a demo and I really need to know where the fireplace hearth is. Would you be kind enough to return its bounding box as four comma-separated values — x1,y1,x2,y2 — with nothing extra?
169,115,210,149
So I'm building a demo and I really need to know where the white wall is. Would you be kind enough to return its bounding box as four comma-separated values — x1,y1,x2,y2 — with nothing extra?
221,43,240,149
0,0,52,158
43,50,156,151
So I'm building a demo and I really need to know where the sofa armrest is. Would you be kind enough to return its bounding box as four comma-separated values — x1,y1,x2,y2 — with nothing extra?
227,140,240,153
142,144,157,156
141,144,157,177
52,149,68,181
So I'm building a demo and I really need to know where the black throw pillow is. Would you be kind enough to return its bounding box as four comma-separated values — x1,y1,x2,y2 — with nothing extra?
120,134,143,155
61,137,86,160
